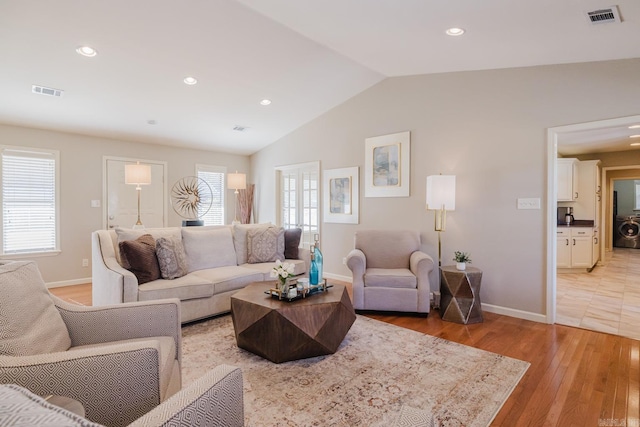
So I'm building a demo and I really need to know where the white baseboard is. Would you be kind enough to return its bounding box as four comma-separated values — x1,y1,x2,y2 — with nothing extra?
324,272,547,323
481,303,547,324
46,277,91,289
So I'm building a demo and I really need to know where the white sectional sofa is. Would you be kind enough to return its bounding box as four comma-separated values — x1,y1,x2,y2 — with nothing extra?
92,224,308,323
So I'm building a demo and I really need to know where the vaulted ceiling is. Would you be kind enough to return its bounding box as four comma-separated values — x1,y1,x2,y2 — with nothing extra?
1,0,639,155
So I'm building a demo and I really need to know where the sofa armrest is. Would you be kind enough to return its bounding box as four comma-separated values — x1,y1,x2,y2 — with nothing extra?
410,251,435,313
53,297,181,364
92,230,139,305
0,342,165,426
129,365,244,427
346,249,366,309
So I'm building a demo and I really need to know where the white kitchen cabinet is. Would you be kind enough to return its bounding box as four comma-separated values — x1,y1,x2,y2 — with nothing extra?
557,229,572,268
573,160,602,264
557,158,579,201
592,228,600,266
557,227,594,269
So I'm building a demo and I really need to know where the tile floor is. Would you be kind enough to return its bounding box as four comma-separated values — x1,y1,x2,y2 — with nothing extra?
556,247,640,341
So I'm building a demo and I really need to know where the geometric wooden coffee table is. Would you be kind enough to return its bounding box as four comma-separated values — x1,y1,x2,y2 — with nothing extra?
231,282,356,363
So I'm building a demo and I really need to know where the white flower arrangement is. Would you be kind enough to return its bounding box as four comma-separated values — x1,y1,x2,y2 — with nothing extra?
270,259,296,281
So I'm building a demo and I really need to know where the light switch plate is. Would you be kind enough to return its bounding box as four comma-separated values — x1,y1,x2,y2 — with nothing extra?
91,200,101,208
517,198,540,209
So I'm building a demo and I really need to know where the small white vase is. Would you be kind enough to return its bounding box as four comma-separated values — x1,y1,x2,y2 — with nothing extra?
456,262,466,271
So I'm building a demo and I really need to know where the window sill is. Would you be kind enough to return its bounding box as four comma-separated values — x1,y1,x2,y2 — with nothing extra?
1,250,61,259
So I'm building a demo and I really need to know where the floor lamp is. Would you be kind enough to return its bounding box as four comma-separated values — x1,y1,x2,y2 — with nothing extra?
426,175,456,266
227,171,246,224
125,162,152,229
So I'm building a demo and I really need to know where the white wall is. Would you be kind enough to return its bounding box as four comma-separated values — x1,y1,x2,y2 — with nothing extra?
0,124,250,284
251,58,640,318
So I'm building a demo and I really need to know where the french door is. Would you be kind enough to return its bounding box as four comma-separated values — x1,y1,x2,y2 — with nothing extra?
276,162,319,248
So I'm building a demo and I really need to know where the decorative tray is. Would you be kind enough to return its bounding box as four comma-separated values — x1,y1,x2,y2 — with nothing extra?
265,279,331,302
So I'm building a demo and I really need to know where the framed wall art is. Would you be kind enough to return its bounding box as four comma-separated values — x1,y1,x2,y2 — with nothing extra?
364,131,410,197
323,166,359,224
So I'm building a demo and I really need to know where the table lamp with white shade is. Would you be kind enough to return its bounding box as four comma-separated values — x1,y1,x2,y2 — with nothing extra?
426,174,456,266
227,171,246,224
125,162,152,229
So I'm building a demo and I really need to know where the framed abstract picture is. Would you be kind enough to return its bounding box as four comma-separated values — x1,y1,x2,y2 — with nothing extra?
323,167,359,224
364,131,410,197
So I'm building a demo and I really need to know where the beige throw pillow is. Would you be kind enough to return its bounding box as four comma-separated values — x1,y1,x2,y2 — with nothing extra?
247,226,285,263
0,261,71,356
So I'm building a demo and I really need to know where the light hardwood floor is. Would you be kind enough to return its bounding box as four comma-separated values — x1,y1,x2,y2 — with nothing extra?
557,247,640,341
50,282,639,427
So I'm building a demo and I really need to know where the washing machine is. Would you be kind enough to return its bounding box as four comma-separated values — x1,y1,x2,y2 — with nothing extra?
614,216,640,248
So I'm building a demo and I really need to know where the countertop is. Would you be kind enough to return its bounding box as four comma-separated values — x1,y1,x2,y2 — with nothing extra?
557,220,595,228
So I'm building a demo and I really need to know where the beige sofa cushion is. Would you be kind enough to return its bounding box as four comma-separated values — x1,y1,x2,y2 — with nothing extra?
0,260,71,356
242,259,306,279
182,227,237,272
191,266,264,294
364,268,417,289
138,274,214,301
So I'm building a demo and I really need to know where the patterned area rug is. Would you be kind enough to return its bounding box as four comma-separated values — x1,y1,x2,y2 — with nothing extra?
181,315,529,427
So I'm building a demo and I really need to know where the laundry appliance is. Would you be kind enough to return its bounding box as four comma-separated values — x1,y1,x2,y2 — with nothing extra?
614,215,640,249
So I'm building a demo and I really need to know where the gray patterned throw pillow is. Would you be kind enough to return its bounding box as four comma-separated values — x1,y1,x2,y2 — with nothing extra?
247,226,285,263
155,236,188,279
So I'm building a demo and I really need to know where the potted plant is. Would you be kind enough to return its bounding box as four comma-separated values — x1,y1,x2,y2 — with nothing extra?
453,251,472,271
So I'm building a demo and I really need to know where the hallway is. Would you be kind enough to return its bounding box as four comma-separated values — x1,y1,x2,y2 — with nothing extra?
556,247,640,340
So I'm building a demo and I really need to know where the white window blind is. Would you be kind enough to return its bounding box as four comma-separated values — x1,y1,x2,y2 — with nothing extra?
1,147,59,254
196,165,225,225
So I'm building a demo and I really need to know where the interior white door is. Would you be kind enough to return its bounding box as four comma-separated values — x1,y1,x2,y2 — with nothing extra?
105,158,167,229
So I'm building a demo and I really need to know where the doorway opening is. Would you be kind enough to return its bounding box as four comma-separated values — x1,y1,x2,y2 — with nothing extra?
546,114,640,339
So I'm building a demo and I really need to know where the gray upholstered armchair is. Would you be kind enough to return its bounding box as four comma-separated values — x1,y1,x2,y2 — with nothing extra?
0,365,243,427
0,260,242,427
346,230,435,314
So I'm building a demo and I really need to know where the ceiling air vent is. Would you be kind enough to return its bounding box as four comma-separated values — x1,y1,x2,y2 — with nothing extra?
32,85,64,97
586,6,621,24
233,125,248,132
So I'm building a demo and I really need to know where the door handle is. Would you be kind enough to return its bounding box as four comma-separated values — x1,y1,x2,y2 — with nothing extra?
566,239,569,246
573,239,576,246
595,237,598,244
574,192,578,199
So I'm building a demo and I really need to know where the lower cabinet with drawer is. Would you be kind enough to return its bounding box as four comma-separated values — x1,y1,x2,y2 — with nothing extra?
557,227,594,269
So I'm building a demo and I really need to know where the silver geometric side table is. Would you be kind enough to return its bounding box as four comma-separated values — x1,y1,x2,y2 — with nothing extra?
439,266,483,324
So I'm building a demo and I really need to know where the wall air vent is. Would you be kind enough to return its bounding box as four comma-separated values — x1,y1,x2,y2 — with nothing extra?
586,6,621,24
32,85,64,97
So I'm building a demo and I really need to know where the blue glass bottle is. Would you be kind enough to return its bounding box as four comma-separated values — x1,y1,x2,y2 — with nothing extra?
309,245,319,285
314,234,323,284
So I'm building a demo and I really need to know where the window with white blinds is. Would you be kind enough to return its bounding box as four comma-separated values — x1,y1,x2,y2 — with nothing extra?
1,147,59,255
196,164,226,225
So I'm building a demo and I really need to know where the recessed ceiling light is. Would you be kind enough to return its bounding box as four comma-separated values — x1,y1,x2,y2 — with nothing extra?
629,125,640,129
445,27,465,36
260,99,272,106
630,134,640,138
147,120,157,125
630,142,640,146
76,46,97,57
183,76,197,85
